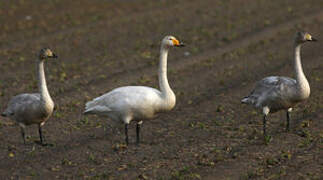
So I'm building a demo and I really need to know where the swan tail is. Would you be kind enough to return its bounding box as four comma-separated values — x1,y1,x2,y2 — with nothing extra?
83,109,93,115
83,105,112,115
84,100,97,114
85,101,94,109
241,97,252,104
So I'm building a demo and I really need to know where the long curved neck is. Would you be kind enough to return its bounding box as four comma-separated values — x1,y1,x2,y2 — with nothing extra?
37,59,53,105
158,45,175,109
293,43,310,99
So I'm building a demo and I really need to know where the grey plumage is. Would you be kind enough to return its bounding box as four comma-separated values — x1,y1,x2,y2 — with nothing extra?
2,48,57,145
3,94,48,125
242,76,298,113
241,31,317,139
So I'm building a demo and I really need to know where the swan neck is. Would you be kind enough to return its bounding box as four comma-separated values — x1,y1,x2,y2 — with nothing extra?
38,59,52,104
293,43,310,98
159,46,171,94
158,45,175,108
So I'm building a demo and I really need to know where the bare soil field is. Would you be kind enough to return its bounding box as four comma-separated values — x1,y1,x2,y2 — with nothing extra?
0,0,322,179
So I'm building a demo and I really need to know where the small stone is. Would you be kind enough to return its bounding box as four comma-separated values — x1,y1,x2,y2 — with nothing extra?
9,152,14,158
25,16,32,20
184,51,191,56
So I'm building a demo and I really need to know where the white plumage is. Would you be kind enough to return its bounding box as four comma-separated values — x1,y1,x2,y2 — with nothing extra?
84,35,184,145
242,31,317,138
85,86,167,121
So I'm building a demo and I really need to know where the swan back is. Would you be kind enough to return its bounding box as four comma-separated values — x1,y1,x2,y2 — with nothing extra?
2,93,53,125
85,86,166,122
242,76,299,112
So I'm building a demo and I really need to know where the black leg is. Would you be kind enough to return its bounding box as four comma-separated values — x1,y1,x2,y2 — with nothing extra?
20,127,26,145
263,115,267,138
286,111,290,131
136,122,141,145
38,124,44,145
125,124,129,145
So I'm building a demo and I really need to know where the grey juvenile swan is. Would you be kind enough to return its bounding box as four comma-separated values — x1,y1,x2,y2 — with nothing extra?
84,35,184,145
2,48,58,145
241,32,317,138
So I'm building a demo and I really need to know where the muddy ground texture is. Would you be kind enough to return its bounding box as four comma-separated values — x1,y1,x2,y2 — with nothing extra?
0,0,322,179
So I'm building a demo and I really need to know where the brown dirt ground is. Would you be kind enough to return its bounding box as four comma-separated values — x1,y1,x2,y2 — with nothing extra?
0,0,322,179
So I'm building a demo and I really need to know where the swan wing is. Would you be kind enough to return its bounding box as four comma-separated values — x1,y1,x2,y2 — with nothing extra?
3,93,40,117
84,86,161,115
242,76,296,107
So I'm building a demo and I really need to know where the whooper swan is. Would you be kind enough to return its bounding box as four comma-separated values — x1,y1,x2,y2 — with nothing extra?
84,35,184,145
2,48,58,145
241,32,317,139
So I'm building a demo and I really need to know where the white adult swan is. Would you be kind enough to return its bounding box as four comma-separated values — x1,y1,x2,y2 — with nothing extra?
84,35,184,145
2,48,58,145
241,31,317,138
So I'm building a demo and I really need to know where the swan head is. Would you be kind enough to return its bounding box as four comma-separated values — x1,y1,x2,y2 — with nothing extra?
295,31,317,44
162,35,185,48
39,48,58,60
